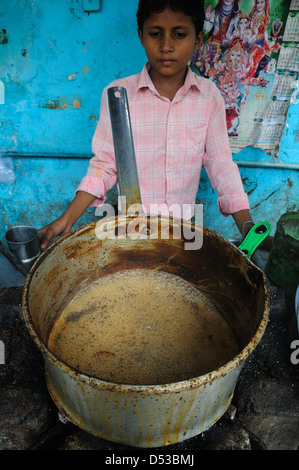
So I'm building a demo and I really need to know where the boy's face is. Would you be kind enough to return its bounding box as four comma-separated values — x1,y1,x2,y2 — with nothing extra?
138,8,203,87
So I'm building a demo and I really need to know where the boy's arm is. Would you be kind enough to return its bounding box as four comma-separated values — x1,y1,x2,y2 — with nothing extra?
233,209,273,250
76,87,117,206
232,209,254,237
38,191,96,249
203,85,252,234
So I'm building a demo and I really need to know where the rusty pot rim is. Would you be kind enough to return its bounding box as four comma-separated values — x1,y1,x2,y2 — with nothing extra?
22,219,270,394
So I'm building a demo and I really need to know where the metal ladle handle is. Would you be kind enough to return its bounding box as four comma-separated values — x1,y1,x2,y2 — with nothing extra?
108,86,142,212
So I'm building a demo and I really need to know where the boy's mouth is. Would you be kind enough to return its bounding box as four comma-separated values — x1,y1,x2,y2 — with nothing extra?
160,59,175,66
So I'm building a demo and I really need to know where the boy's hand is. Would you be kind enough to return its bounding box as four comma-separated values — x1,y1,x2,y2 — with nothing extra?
38,191,96,250
38,216,73,250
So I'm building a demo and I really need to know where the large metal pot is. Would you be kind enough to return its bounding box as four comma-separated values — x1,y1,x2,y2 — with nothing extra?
22,215,269,448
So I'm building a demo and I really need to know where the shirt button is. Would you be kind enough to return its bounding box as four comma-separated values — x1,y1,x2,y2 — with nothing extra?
167,168,171,173
168,135,172,141
166,195,171,200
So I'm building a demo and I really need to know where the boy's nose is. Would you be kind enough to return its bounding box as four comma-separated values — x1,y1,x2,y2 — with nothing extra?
160,35,174,53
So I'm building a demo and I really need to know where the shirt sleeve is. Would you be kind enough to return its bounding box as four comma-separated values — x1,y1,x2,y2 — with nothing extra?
202,85,250,216
76,88,118,207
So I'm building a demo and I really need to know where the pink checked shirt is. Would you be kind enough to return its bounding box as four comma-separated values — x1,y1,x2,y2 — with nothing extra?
77,63,249,219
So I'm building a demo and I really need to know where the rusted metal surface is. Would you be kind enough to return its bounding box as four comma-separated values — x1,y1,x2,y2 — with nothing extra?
22,216,269,448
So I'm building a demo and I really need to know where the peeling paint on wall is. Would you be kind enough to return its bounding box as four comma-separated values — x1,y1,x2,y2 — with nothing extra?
67,73,77,81
82,66,90,75
0,28,8,45
41,99,60,110
40,97,81,110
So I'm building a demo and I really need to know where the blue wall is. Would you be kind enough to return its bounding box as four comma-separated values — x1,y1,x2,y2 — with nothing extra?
0,0,298,242
0,0,145,156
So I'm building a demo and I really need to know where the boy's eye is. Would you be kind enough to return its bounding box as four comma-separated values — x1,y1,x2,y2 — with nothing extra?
149,31,161,38
174,32,187,39
148,31,187,39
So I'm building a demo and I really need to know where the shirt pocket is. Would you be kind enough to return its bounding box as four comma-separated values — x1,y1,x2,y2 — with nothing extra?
177,124,207,164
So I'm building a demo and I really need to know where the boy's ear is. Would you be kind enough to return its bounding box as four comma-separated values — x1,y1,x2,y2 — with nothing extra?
138,28,144,46
195,31,204,49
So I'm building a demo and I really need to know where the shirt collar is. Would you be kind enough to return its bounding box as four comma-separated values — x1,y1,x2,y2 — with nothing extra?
137,62,156,94
137,62,201,98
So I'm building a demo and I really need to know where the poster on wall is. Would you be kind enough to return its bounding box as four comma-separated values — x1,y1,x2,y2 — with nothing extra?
190,0,299,158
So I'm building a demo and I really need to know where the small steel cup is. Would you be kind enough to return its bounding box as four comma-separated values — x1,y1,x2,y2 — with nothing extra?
5,225,40,262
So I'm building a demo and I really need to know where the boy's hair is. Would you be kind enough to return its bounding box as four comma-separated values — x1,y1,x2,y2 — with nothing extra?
137,0,205,35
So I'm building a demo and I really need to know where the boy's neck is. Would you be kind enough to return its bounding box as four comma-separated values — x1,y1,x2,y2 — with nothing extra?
149,66,188,101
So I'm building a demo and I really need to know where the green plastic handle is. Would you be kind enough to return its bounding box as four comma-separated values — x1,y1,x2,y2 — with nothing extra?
238,221,271,259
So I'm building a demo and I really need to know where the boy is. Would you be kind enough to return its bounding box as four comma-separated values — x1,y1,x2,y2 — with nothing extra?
40,0,254,249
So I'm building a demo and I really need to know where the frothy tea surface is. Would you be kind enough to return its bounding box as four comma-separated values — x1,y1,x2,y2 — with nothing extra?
47,269,239,385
